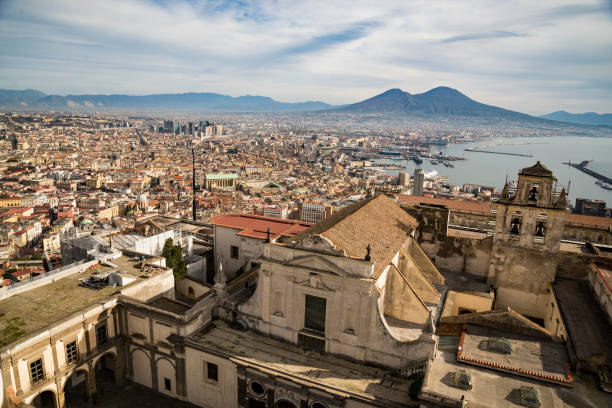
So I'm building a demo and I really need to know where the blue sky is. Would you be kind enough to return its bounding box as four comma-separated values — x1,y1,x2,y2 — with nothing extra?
0,0,611,115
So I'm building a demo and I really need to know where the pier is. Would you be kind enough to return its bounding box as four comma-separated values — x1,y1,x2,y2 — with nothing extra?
564,161,612,185
464,148,532,157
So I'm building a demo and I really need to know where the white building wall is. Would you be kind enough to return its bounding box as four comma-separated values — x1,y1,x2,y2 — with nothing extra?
214,226,264,281
184,347,237,408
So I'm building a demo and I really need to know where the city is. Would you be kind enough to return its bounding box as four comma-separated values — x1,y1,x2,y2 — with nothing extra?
1,1,612,408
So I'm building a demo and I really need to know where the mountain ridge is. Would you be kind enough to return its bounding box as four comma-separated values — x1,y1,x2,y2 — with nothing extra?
0,90,333,112
539,110,612,127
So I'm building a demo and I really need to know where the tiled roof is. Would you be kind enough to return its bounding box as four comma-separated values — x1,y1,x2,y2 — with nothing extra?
565,213,612,229
296,194,418,279
396,194,493,214
211,214,311,240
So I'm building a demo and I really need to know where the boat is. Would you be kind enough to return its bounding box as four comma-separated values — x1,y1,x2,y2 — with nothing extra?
596,180,612,190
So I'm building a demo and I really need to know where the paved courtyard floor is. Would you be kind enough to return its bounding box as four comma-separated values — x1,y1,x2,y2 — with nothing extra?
67,381,195,408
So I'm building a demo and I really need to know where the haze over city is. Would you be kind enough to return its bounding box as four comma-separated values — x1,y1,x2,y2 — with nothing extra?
1,0,612,114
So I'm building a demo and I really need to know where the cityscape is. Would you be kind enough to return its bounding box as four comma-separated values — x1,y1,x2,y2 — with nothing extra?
1,1,612,408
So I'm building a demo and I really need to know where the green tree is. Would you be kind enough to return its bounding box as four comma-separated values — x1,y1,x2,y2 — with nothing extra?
161,238,186,280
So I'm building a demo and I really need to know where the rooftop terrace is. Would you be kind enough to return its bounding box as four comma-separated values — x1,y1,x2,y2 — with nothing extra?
0,256,150,347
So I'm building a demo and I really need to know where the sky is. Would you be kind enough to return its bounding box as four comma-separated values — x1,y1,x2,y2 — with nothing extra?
0,0,611,115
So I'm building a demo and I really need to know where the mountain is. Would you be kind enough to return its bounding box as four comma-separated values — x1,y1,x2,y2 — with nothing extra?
0,89,46,107
335,86,533,120
0,90,333,112
539,111,612,127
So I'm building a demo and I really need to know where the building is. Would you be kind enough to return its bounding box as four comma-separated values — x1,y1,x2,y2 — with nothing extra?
205,173,238,190
0,253,176,408
198,194,445,407
488,161,567,318
398,171,409,187
413,168,424,196
263,206,288,219
574,198,607,217
298,202,332,223
210,214,311,282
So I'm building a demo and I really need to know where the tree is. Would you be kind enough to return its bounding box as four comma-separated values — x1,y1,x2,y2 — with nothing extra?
161,238,186,280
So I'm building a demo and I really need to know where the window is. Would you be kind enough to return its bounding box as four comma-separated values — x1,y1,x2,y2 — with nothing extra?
30,359,44,384
534,214,547,243
230,245,239,259
528,183,539,201
298,333,325,353
509,212,522,237
458,307,476,315
249,380,266,397
96,324,108,346
164,378,171,391
66,341,78,364
205,362,218,382
304,295,326,333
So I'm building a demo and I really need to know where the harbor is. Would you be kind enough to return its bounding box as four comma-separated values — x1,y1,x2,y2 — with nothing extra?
564,160,612,190
464,148,533,157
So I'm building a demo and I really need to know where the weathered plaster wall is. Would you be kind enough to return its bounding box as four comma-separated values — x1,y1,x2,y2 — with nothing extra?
184,347,237,408
402,206,492,277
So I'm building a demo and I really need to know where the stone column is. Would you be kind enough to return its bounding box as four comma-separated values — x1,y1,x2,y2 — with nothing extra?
86,361,97,403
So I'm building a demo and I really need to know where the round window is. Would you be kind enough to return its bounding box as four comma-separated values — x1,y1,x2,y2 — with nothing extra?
249,380,266,397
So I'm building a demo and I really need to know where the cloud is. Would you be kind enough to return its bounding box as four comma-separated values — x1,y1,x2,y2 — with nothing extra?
439,30,525,43
0,0,610,114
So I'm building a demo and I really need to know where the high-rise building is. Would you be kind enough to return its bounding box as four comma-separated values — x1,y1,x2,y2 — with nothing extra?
298,201,330,223
398,171,409,187
574,198,607,217
413,168,424,196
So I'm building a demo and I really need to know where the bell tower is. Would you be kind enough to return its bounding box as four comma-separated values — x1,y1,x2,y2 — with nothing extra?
487,162,567,319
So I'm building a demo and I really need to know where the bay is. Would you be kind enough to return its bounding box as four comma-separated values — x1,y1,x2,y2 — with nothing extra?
374,135,612,204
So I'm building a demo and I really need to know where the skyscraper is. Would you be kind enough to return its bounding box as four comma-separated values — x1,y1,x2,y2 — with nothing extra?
413,168,424,196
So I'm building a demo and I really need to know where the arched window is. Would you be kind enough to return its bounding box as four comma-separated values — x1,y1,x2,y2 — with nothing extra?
509,212,522,237
533,214,547,243
528,183,539,201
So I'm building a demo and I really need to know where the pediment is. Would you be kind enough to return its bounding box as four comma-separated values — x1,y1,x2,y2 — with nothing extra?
288,254,348,277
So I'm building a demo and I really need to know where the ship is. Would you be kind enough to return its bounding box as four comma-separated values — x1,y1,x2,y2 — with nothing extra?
596,180,612,190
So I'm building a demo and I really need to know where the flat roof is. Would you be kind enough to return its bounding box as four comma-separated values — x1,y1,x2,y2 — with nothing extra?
458,325,571,385
421,351,612,408
553,279,612,364
188,321,414,406
211,214,312,240
205,173,238,179
0,256,145,347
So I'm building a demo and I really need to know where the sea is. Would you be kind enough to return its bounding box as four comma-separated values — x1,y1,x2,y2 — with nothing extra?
373,135,612,204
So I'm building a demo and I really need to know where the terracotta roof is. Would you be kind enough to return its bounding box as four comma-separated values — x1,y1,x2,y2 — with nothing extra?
519,161,554,178
565,213,612,229
396,194,493,214
295,194,418,279
211,214,311,240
